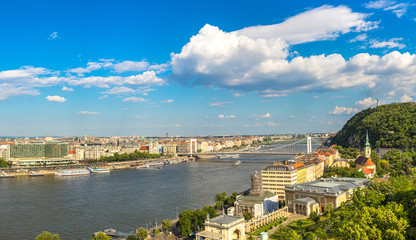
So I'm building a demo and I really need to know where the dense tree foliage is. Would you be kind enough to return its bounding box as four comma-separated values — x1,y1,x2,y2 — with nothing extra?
136,227,148,240
271,176,416,239
333,145,359,159
323,167,366,178
35,231,60,240
90,232,111,240
0,157,12,167
243,211,254,221
178,205,217,236
331,103,416,149
161,219,173,232
100,150,161,162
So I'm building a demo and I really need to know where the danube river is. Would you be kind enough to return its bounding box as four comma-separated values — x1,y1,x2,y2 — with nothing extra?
0,154,291,240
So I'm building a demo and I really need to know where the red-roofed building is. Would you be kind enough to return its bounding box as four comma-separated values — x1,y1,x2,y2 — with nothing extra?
355,156,376,178
139,146,149,153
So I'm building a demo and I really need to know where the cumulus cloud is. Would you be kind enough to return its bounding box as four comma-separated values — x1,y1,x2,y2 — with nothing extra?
161,99,174,103
237,5,378,44
209,101,233,107
76,111,100,115
401,94,413,102
0,83,40,101
267,121,277,126
61,86,74,92
69,62,102,76
350,33,368,42
369,38,405,49
112,60,150,73
122,96,148,103
355,97,378,108
103,86,136,95
364,0,410,18
169,6,387,96
218,114,236,119
49,32,59,40
249,113,271,119
46,95,67,103
233,93,243,97
329,106,360,115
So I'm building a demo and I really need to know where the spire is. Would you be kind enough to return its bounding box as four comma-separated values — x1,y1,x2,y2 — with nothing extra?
365,131,370,147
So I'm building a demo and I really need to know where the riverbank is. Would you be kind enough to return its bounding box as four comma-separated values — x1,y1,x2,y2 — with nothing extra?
0,156,194,176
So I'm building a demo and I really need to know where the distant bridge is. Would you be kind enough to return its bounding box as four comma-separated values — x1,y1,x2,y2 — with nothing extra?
179,136,325,157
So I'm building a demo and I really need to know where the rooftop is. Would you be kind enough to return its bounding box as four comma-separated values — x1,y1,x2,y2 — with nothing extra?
285,177,369,196
208,214,244,225
236,191,277,206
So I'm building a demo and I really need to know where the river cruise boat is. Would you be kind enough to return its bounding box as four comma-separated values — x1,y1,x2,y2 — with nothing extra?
88,167,110,173
1,171,14,178
30,171,44,177
216,154,240,159
55,169,90,176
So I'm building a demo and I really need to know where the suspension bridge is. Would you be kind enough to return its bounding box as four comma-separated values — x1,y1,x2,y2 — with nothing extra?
180,136,326,157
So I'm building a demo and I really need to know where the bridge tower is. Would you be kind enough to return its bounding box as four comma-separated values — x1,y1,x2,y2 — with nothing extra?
189,139,197,155
307,135,312,154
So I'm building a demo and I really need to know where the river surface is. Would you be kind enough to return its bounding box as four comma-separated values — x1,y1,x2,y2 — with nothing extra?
0,154,291,240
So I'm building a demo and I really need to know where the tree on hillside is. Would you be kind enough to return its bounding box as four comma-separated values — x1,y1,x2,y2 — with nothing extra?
90,232,111,240
243,211,254,221
161,219,172,233
136,227,148,240
35,231,60,240
178,210,193,236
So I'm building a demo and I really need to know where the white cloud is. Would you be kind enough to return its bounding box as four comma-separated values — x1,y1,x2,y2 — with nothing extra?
76,111,100,115
209,101,234,107
169,6,380,96
122,96,148,103
233,93,243,97
113,60,150,73
218,114,236,119
46,95,67,103
364,0,410,18
288,115,296,119
134,115,147,119
350,33,368,42
401,94,413,102
69,62,102,76
262,113,271,118
267,121,277,126
369,38,405,49
329,106,360,115
355,97,378,108
0,83,40,101
61,86,74,92
161,99,174,103
175,124,180,127
49,32,59,40
104,86,136,95
237,5,377,44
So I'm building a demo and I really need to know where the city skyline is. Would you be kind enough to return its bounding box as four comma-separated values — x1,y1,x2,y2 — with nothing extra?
1,0,416,136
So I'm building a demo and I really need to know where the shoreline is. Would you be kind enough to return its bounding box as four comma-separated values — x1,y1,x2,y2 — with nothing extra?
0,156,193,177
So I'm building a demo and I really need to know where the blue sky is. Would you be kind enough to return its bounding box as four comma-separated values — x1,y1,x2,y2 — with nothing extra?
1,0,416,136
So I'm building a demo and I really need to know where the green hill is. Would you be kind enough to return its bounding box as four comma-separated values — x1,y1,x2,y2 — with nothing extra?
331,102,416,149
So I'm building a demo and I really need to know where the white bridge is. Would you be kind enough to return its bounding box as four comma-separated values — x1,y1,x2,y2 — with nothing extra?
181,136,325,156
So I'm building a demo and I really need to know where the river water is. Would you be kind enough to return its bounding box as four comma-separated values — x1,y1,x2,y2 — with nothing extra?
0,154,291,240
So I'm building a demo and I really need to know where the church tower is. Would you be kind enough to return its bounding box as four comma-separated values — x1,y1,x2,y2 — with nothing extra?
365,131,371,158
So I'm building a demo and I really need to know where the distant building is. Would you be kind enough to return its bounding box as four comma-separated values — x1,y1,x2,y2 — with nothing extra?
285,177,369,216
234,191,279,218
355,132,376,178
261,164,297,202
9,143,68,158
195,214,245,240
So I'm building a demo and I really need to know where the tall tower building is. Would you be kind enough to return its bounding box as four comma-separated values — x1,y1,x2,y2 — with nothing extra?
365,131,371,158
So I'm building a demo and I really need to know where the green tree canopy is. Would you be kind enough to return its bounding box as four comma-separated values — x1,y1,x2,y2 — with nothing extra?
35,231,60,240
136,227,148,240
90,232,111,240
161,219,172,232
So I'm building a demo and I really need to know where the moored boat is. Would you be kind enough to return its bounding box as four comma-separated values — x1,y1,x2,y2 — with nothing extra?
55,169,90,176
30,171,44,177
88,167,110,173
216,154,240,159
1,171,14,178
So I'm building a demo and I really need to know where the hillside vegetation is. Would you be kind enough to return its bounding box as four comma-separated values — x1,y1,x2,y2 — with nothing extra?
331,102,416,149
